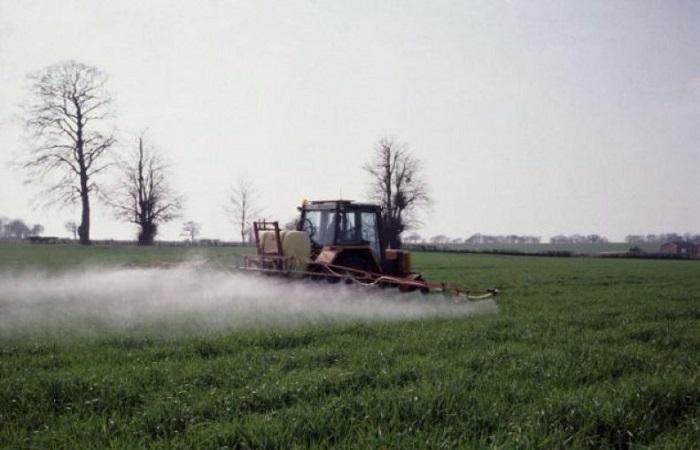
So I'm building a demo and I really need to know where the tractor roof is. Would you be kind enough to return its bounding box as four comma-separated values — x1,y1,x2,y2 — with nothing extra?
304,200,381,211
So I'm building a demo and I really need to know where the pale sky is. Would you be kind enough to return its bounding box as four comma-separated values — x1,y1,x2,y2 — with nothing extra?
1,0,698,242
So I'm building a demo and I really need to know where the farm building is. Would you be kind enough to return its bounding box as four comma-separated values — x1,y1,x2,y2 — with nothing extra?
659,241,699,257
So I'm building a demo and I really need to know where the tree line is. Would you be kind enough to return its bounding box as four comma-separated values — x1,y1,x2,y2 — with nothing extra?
405,233,700,246
403,234,542,245
625,233,700,244
16,60,430,249
403,233,609,245
549,234,609,244
0,217,44,240
16,62,697,251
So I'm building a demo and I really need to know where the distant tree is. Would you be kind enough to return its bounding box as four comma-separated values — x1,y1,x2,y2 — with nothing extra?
430,235,449,244
466,233,482,245
29,224,44,237
20,61,115,245
552,234,608,244
550,235,569,244
6,219,30,239
181,221,201,242
225,179,261,244
451,237,464,244
466,234,540,245
682,232,697,242
363,137,431,249
587,234,607,243
65,221,79,240
403,232,422,244
111,134,182,245
283,219,298,231
0,217,7,238
663,233,681,242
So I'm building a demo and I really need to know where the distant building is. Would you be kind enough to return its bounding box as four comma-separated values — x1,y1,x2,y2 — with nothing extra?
660,241,699,257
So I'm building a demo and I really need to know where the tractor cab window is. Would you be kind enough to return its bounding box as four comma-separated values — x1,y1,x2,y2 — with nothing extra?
302,209,336,247
360,212,381,257
337,212,359,243
302,206,380,258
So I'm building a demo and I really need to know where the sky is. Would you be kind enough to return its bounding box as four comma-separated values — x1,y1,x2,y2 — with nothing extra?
1,0,698,242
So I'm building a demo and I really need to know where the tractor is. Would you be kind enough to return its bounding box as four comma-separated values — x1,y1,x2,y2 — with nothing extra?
242,200,497,299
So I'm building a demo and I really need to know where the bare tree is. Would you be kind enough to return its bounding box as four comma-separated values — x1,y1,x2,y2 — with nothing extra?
6,220,30,239
181,221,201,242
20,61,115,245
403,232,422,244
111,134,182,245
225,179,261,244
430,235,449,245
29,224,44,237
0,218,43,239
65,221,79,240
363,137,431,249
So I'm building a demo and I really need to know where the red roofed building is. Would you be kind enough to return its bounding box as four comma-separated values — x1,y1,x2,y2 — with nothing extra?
660,241,699,257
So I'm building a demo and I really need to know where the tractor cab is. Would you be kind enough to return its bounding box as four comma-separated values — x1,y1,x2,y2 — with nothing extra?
297,200,412,277
299,200,383,259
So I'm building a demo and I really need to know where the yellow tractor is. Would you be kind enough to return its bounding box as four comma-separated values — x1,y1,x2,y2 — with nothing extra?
243,200,497,299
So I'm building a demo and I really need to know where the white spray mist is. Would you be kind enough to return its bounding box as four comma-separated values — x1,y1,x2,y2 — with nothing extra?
0,266,497,337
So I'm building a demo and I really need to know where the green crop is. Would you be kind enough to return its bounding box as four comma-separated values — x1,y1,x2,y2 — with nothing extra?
0,243,698,449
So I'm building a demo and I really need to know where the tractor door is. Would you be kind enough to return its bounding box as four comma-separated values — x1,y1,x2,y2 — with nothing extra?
335,210,380,259
359,211,381,260
300,208,336,252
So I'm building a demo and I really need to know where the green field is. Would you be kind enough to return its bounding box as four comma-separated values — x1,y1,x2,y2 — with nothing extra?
0,243,699,449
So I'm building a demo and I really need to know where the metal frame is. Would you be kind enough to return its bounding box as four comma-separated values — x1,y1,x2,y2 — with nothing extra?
243,245,497,301
249,220,288,272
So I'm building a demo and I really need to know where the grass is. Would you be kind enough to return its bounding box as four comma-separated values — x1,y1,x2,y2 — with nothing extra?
0,243,699,449
0,242,245,272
